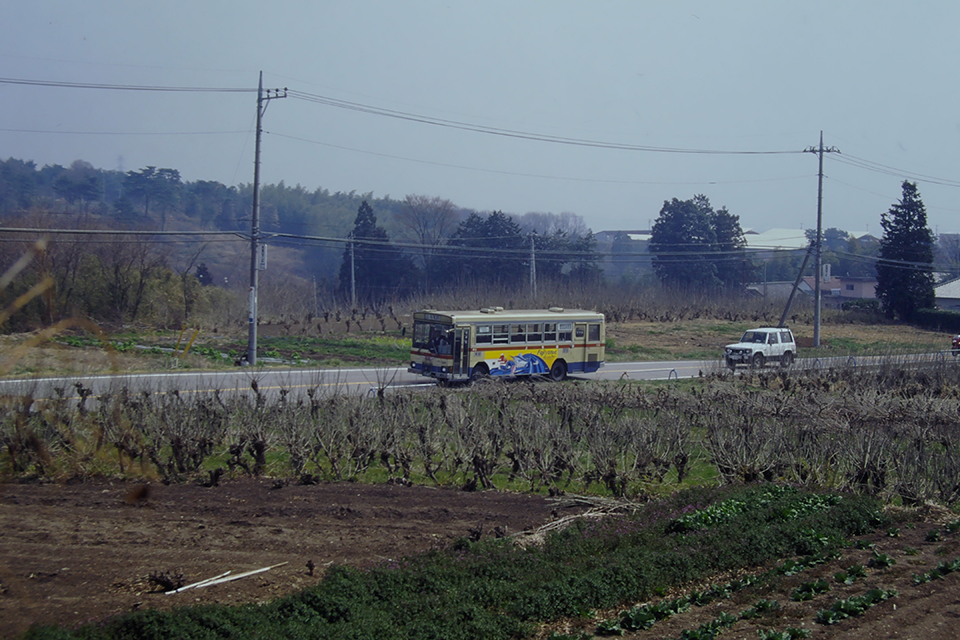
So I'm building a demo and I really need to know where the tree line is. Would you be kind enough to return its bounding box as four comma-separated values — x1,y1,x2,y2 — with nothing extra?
642,183,943,321
0,157,604,325
339,200,602,302
0,156,949,325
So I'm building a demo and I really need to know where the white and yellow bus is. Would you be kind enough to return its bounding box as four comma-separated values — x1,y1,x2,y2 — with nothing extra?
408,307,605,382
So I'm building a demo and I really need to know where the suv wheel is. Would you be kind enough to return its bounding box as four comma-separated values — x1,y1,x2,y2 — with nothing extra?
751,353,765,368
781,352,794,368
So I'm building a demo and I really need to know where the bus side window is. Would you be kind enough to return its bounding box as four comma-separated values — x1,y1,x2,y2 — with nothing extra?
493,324,509,344
475,325,492,344
589,324,600,342
575,327,585,339
558,322,573,342
543,323,557,342
527,323,541,342
510,324,526,343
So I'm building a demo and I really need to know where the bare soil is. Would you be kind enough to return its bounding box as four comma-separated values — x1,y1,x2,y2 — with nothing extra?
0,479,580,638
1,481,959,640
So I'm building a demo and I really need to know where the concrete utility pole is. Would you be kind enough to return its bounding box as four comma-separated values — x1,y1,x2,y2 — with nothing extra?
247,72,286,366
529,234,537,301
804,132,840,348
349,234,356,309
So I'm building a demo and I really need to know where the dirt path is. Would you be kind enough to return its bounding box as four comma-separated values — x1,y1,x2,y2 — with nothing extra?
0,479,576,638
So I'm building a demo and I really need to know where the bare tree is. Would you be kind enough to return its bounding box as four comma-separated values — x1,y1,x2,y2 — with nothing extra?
176,243,208,323
516,211,589,237
91,234,168,323
394,194,460,287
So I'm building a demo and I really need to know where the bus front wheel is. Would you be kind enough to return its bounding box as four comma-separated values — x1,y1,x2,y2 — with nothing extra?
470,364,489,382
549,360,567,382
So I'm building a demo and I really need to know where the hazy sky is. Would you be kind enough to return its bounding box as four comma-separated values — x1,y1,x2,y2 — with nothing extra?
3,1,960,236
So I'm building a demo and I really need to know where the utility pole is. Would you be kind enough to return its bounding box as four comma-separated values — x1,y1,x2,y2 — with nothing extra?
349,234,356,309
529,234,537,301
803,131,839,348
247,72,286,366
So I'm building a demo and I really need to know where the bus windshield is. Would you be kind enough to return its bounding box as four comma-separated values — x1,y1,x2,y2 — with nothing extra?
413,321,453,354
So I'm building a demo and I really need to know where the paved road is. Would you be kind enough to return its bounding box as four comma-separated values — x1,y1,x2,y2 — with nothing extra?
0,367,426,402
0,352,953,402
0,359,719,402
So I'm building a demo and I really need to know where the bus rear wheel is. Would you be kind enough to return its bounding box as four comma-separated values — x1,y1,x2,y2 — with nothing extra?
549,360,567,381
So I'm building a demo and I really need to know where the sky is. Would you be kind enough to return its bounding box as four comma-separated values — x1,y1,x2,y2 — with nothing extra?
3,1,960,236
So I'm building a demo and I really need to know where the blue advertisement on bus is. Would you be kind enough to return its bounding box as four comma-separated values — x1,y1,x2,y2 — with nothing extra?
487,352,551,376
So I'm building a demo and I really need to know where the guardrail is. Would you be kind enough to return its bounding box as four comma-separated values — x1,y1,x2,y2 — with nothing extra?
714,350,958,376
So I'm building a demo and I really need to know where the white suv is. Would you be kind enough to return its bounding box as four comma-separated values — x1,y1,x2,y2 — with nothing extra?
724,328,796,369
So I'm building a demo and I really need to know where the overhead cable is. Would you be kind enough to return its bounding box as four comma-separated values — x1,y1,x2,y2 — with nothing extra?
286,90,804,155
0,76,254,93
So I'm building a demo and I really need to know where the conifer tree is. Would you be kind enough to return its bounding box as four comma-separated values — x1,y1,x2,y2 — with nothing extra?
875,181,935,320
338,200,418,302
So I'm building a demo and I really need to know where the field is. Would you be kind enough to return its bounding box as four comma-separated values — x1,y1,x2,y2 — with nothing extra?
2,317,960,638
2,480,959,639
0,479,572,638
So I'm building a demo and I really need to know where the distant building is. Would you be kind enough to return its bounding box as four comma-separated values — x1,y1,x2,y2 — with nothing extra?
801,271,877,308
594,230,650,243
935,277,960,311
746,279,812,299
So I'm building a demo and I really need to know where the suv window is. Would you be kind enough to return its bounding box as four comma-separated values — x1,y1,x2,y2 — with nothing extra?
780,330,793,344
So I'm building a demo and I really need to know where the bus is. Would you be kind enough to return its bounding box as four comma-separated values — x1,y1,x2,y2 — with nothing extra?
408,307,605,382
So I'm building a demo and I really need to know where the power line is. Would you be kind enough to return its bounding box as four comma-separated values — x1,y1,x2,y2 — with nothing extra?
270,130,811,186
0,76,254,93
0,127,247,136
2,223,940,278
287,89,805,156
0,227,243,238
7,74,958,196
832,153,960,188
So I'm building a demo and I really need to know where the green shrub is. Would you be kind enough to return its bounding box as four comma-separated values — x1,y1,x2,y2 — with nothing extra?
790,579,830,602
913,308,960,333
815,588,897,625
